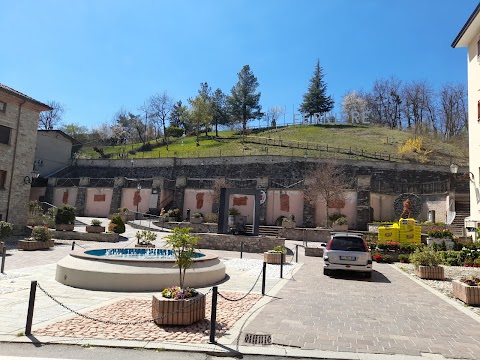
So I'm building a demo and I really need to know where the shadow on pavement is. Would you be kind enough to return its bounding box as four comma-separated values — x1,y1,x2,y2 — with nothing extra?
328,270,391,283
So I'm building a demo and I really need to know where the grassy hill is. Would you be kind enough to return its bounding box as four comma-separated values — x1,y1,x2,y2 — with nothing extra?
79,124,468,166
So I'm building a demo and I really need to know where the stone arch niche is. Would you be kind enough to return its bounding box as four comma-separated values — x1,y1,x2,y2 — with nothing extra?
217,188,261,235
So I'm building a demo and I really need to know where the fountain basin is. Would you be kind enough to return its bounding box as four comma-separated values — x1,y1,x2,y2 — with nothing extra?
55,248,226,292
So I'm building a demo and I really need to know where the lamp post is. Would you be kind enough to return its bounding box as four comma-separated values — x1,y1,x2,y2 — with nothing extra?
136,183,142,220
450,163,458,174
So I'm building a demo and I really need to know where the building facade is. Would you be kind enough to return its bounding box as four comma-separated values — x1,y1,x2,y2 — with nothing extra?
35,130,80,177
452,4,480,239
0,84,51,230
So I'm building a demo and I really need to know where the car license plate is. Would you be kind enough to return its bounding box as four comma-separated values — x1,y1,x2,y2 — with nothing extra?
340,256,356,261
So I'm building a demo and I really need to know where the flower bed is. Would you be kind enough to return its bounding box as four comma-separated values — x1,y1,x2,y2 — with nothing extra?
414,265,444,280
152,292,205,325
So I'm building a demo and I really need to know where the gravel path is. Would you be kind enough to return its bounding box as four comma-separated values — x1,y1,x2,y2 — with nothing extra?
393,263,480,317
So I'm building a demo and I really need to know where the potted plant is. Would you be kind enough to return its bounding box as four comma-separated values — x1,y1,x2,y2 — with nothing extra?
152,227,205,325
264,245,287,264
228,208,240,226
282,214,296,229
86,219,105,233
453,277,480,305
27,201,44,226
135,230,157,248
410,247,444,280
332,216,348,231
42,207,57,229
190,212,203,224
426,228,454,249
18,225,54,250
167,208,180,222
0,221,13,253
398,254,410,263
109,214,125,234
55,205,76,231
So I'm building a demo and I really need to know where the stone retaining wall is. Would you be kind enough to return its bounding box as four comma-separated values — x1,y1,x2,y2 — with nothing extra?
49,230,120,242
197,233,284,253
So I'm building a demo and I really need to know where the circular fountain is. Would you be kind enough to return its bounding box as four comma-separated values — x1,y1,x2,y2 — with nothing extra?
55,248,226,292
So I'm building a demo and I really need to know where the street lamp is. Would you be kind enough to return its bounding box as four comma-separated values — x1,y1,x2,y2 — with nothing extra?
136,183,142,220
450,163,458,174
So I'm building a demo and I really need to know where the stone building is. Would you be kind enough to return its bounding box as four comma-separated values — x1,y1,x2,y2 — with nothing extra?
0,84,51,231
452,3,480,239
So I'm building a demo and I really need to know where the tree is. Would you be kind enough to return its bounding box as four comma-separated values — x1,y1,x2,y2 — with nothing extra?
365,77,402,129
304,163,349,226
299,59,334,119
211,88,230,137
169,100,190,131
38,100,65,130
60,123,89,143
227,65,263,140
188,84,213,146
401,80,434,133
341,91,368,123
438,83,468,139
264,106,286,128
145,91,174,148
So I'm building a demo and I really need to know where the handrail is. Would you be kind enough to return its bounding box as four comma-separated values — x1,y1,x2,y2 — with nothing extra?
39,202,57,209
446,198,456,225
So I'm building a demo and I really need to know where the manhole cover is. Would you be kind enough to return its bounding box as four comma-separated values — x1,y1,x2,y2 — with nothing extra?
244,333,272,345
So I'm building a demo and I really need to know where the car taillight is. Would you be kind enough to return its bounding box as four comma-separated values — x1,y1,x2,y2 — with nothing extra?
363,240,369,252
326,239,332,250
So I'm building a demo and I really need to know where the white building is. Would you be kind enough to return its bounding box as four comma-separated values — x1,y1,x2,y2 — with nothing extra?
452,3,480,239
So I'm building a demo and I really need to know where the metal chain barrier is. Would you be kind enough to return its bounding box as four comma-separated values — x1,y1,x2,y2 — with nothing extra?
218,266,263,302
36,282,212,325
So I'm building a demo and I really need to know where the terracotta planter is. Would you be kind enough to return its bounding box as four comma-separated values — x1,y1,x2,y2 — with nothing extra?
332,224,348,231
452,280,480,305
414,265,444,280
135,243,156,248
282,220,295,229
264,252,287,264
152,292,205,325
190,217,203,224
86,225,105,233
55,224,74,231
18,240,54,251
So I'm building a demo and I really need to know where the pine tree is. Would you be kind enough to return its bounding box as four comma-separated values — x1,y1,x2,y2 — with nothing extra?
227,65,263,140
299,59,334,118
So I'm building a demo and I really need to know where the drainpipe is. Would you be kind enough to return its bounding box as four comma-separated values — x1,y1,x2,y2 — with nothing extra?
5,100,26,222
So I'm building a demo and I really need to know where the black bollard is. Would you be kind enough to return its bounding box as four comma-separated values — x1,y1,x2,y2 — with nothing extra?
25,281,37,335
71,241,75,251
261,261,267,295
1,243,6,273
209,286,218,343
295,244,299,263
240,242,243,259
280,252,284,279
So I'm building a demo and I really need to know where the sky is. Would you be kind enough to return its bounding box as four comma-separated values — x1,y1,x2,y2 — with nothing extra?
1,0,478,129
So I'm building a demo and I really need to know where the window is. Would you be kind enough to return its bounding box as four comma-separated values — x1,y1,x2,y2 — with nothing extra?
0,101,5,114
0,170,6,189
0,125,11,145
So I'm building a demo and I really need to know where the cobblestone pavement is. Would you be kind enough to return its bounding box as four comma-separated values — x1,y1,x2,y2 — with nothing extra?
243,256,480,359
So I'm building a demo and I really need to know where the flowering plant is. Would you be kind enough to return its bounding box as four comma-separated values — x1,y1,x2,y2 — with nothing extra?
427,228,453,239
460,277,480,286
373,254,383,262
161,286,198,299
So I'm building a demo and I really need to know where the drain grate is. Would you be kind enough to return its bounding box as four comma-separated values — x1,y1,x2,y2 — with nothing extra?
244,333,272,345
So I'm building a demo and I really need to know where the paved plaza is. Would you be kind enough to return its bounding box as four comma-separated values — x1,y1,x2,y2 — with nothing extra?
1,219,480,359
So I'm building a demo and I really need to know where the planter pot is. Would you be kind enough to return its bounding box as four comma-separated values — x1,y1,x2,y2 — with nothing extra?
55,224,74,231
152,292,205,325
190,217,203,224
228,215,236,227
414,265,444,280
264,252,287,264
18,239,54,251
86,225,105,233
135,243,156,248
282,220,295,229
332,224,348,231
452,280,480,305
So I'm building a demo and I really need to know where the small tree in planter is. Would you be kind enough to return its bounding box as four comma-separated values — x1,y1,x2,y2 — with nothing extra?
18,225,54,250
152,227,205,325
190,212,204,224
264,245,287,264
109,215,125,234
55,205,76,231
135,230,157,248
410,247,444,280
228,208,240,226
332,216,348,231
86,219,105,233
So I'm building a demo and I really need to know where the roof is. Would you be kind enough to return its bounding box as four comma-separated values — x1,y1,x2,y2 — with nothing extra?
0,83,52,110
452,3,480,48
37,130,82,145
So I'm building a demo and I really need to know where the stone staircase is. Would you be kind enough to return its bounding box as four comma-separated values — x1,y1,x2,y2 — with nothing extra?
245,225,281,237
450,201,470,235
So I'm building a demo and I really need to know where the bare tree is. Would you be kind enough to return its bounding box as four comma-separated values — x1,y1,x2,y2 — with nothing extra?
264,106,286,127
38,100,65,130
365,77,402,129
304,163,349,226
145,92,174,148
438,83,468,139
401,80,436,135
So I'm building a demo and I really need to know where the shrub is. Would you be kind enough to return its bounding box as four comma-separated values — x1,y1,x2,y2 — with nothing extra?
437,250,464,266
228,208,240,216
42,207,57,228
328,212,346,223
109,214,125,234
0,221,13,239
55,205,76,225
138,142,153,152
192,212,203,218
410,248,442,267
128,149,137,155
382,254,393,263
398,254,410,263
271,245,286,254
28,201,43,213
334,216,347,225
204,213,218,223
275,216,286,226
135,230,156,244
91,219,102,226
399,243,419,253
31,226,51,242
386,241,400,251
165,126,185,138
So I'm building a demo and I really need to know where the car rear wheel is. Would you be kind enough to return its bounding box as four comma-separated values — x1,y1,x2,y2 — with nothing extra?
364,271,372,279
323,268,331,276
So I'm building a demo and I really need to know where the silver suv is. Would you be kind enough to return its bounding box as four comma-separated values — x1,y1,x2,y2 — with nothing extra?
323,232,372,278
